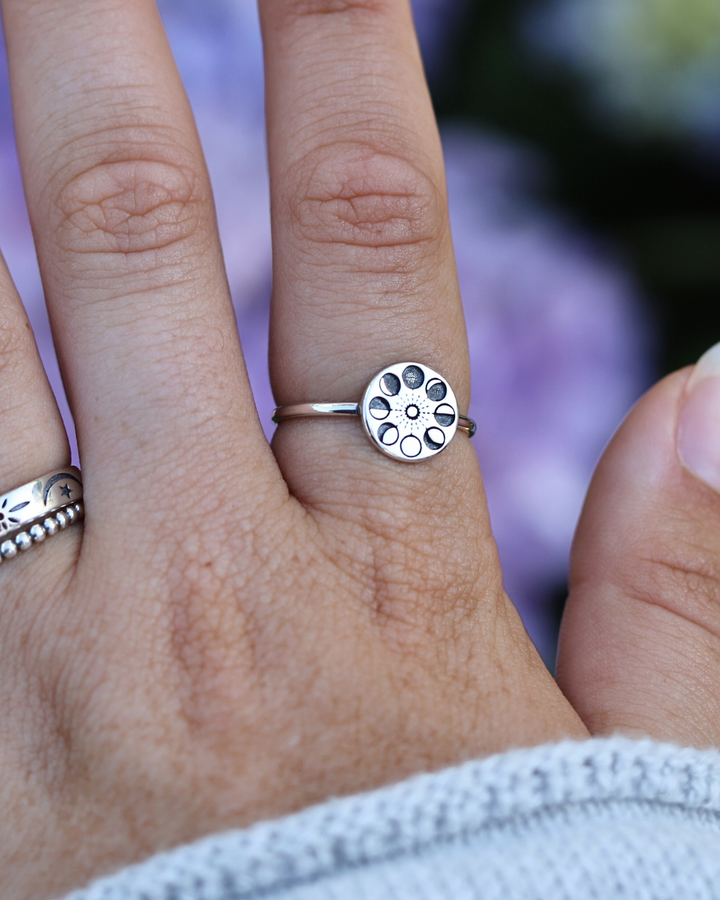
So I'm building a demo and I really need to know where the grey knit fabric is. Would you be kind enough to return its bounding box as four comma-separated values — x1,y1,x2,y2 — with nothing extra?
60,737,720,900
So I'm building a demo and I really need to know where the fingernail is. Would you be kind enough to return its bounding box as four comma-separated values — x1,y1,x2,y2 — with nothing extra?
678,342,720,493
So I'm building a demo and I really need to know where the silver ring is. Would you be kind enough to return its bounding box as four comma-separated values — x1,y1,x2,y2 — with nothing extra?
0,467,84,563
273,362,476,462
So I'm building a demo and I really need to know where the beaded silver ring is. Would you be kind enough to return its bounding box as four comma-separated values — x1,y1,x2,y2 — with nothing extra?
0,467,84,565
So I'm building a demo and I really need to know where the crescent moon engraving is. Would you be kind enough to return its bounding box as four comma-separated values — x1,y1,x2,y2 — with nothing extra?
43,473,83,505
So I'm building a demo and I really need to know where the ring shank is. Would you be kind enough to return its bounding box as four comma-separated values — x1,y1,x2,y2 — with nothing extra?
272,402,360,423
273,403,476,437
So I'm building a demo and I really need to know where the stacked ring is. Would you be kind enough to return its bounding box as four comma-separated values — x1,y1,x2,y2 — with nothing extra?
0,467,84,564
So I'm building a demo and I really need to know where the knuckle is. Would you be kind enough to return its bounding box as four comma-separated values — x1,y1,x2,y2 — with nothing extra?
619,533,720,636
52,156,209,260
289,143,444,272
0,305,32,375
278,0,386,25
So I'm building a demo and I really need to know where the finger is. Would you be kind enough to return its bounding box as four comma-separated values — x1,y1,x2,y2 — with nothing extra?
0,254,68,495
260,0,491,642
558,351,720,746
2,0,279,532
0,250,78,590
258,1,588,748
261,0,472,503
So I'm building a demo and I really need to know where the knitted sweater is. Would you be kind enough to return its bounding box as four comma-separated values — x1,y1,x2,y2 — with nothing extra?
61,737,720,900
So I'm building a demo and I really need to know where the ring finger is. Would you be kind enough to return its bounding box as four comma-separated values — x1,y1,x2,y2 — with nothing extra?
0,248,77,588
0,251,68,508
1,0,279,555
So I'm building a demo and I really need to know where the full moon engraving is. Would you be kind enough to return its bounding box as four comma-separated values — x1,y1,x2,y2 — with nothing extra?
361,362,460,461
400,435,422,458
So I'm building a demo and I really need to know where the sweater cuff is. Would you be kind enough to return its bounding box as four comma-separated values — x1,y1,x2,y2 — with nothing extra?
60,736,720,900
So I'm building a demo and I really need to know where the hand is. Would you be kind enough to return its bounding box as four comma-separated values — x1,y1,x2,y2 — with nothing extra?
0,1,718,897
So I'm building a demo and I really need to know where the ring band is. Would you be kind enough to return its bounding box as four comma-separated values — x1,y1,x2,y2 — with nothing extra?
273,403,477,436
0,467,84,563
273,362,476,462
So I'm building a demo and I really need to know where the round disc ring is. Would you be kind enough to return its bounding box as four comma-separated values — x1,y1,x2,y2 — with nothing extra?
272,362,475,463
361,362,460,462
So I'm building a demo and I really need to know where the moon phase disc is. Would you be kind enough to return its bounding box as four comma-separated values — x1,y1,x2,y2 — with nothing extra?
369,396,390,419
400,435,422,458
426,378,447,401
361,362,460,461
378,423,399,445
402,365,424,390
380,373,401,396
434,403,456,427
424,427,445,450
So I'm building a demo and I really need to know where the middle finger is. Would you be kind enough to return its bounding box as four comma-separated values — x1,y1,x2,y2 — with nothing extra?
262,0,477,507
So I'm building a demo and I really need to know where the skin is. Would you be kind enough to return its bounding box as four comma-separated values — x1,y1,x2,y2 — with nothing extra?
0,0,717,896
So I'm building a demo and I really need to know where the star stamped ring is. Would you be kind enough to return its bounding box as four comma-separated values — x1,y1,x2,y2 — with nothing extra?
0,466,84,564
273,362,476,462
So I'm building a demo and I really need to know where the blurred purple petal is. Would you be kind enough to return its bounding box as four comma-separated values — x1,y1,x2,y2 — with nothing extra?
444,128,652,655
410,0,469,75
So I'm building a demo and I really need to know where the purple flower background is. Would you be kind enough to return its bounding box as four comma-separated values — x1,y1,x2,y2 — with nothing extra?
0,0,651,662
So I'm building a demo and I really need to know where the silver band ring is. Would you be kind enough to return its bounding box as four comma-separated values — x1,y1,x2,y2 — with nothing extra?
0,466,84,564
273,362,476,462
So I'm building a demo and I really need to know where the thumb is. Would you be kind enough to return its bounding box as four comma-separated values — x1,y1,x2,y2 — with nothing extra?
558,347,720,746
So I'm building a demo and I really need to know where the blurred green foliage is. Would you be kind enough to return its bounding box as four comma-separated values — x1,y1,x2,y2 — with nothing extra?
431,0,720,374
